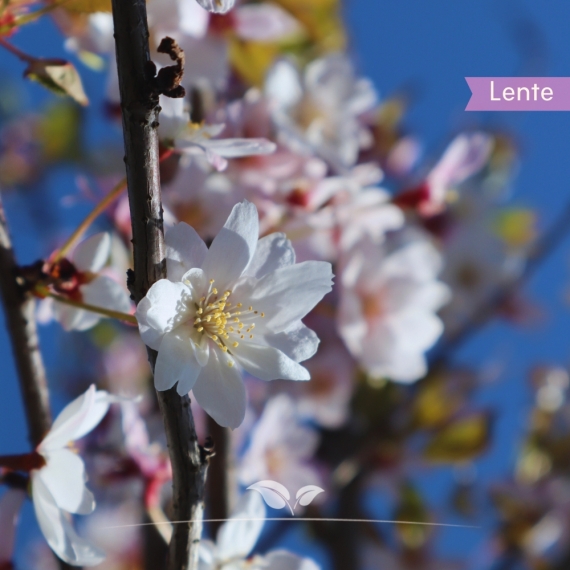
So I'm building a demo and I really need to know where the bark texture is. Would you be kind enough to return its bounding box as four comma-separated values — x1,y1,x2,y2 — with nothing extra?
110,1,208,568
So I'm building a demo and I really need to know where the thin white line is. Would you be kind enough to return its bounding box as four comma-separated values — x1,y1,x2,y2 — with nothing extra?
101,517,480,530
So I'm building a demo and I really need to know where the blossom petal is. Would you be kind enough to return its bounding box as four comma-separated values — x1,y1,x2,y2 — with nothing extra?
72,233,111,273
134,296,164,350
81,276,132,313
232,342,310,381
39,386,96,451
165,222,208,282
201,137,276,158
37,449,95,515
244,261,333,332
154,328,203,395
201,201,259,292
263,550,320,570
244,233,295,279
52,302,100,332
234,3,300,42
0,489,25,564
32,473,106,567
194,0,235,15
192,348,246,428
266,59,303,109
142,279,193,334
216,492,265,561
263,324,319,362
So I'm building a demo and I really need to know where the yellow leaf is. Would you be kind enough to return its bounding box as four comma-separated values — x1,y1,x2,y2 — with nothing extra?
423,412,492,463
25,59,89,106
494,208,536,248
230,40,280,87
61,0,112,13
37,101,83,162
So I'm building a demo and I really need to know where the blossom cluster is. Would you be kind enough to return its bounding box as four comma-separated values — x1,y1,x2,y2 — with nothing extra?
0,0,544,569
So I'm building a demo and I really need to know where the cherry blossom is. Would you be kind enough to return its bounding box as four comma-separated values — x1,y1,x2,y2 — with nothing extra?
337,235,450,383
238,394,322,495
198,491,320,570
158,97,276,171
31,385,117,566
136,200,333,427
41,233,132,331
265,54,377,171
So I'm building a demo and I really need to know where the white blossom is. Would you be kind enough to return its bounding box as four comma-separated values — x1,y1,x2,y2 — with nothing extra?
199,492,320,570
338,235,450,383
195,0,235,15
31,385,116,566
46,233,132,331
159,97,276,171
136,200,333,428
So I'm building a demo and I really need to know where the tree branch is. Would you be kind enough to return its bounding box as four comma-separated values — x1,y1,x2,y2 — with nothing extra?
110,1,208,568
0,196,51,447
206,417,234,537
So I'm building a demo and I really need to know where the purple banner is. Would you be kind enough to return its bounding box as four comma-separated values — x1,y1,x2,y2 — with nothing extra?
465,77,570,111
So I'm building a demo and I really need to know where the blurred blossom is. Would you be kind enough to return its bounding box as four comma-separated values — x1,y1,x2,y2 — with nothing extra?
338,235,450,382
199,491,320,570
39,233,132,332
265,54,377,172
238,394,322,495
31,385,117,566
0,489,25,568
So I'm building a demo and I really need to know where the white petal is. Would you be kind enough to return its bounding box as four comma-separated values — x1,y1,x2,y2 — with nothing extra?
266,59,303,109
81,276,132,313
192,348,246,428
201,138,276,158
142,279,193,334
135,296,165,350
0,489,25,563
165,222,208,281
234,3,300,42
194,0,235,14
217,492,265,561
39,386,96,451
244,261,333,332
232,342,310,381
244,233,295,279
201,201,259,292
37,449,94,514
52,302,100,332
387,311,444,352
157,96,189,142
154,328,203,394
263,324,319,362
262,550,320,570
72,233,111,273
32,473,106,566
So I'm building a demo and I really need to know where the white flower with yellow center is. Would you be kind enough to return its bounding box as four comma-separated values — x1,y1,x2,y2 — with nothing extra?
136,201,333,428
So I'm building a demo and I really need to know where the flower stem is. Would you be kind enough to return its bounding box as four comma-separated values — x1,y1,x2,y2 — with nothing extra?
53,177,127,262
47,292,138,325
0,36,35,63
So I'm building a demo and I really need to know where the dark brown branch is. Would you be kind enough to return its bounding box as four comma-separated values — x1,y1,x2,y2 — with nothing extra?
0,196,75,570
206,417,234,537
0,196,51,447
110,1,208,569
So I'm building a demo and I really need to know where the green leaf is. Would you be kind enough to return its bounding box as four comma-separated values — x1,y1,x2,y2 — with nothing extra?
37,101,83,163
24,59,89,106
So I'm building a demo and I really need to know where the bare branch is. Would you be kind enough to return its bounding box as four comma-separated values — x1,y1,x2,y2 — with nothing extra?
0,196,51,447
110,0,208,568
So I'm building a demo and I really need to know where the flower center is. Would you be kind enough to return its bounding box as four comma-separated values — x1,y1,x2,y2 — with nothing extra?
192,279,264,358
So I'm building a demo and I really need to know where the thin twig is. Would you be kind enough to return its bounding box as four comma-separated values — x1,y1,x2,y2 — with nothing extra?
110,1,209,568
53,177,127,262
47,292,137,325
